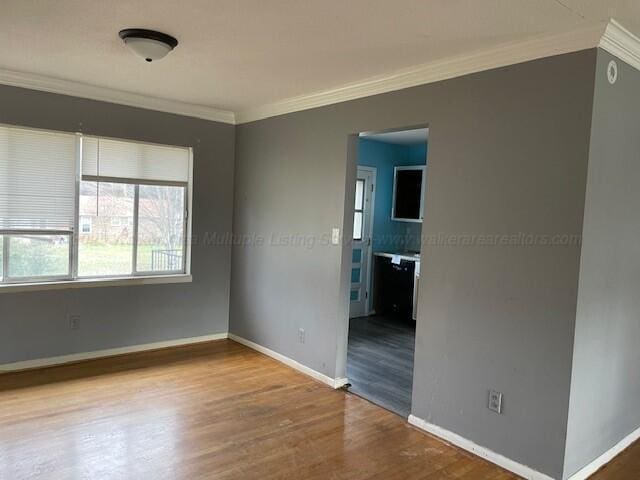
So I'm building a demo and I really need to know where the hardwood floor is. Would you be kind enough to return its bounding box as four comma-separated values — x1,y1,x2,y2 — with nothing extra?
0,339,518,480
590,439,640,479
347,315,416,417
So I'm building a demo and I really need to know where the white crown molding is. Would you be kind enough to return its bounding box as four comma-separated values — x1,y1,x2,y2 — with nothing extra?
599,19,640,72
1,19,638,126
236,22,609,124
0,67,236,124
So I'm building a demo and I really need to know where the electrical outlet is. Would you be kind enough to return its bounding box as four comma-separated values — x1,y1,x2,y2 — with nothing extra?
488,390,503,414
69,314,81,330
298,328,306,344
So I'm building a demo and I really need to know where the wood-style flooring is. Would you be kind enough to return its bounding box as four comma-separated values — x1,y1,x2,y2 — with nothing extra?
0,339,636,479
0,339,516,480
589,439,640,479
347,315,416,417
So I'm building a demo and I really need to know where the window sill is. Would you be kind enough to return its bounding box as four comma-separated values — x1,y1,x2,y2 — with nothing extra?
0,274,192,294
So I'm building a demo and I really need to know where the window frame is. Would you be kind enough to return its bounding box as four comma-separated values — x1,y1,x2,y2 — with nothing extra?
0,126,193,289
2,230,74,284
75,179,137,280
132,182,189,276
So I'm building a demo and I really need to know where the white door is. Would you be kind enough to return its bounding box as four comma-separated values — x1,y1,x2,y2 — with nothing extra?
349,167,375,318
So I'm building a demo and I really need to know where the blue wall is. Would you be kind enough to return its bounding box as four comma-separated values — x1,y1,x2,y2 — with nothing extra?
357,138,427,253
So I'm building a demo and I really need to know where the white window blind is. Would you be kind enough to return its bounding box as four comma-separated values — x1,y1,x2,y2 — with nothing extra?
82,136,189,184
0,125,77,231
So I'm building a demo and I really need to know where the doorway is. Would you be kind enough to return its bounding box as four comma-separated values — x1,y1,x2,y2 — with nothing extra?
345,126,428,418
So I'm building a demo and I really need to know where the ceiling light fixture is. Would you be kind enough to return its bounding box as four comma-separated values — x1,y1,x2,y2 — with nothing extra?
119,28,178,63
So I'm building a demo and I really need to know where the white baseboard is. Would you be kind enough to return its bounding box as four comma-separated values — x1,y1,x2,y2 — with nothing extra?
0,333,229,372
567,424,640,480
4,330,347,390
408,415,555,480
4,329,636,480
228,333,346,389
333,377,349,389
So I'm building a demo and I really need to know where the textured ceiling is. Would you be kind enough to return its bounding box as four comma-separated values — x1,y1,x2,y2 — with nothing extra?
1,0,639,113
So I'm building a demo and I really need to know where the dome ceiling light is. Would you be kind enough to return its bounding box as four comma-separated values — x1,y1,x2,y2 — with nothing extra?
118,28,178,63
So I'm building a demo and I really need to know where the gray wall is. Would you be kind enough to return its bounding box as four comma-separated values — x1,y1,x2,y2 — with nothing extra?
563,50,640,478
231,50,597,478
0,85,235,365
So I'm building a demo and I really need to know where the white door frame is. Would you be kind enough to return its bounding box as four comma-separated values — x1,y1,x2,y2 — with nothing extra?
349,166,376,318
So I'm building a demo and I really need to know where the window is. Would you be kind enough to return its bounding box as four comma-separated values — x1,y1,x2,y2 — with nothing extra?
353,179,365,240
136,184,185,272
7,234,70,279
78,182,135,277
80,216,92,233
0,125,76,282
0,124,192,287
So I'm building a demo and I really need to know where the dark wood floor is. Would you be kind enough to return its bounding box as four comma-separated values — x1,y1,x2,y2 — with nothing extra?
347,315,416,417
0,339,517,480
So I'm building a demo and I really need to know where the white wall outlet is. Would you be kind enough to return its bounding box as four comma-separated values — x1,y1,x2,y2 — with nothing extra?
69,314,81,330
298,328,306,344
331,228,340,245
488,390,503,414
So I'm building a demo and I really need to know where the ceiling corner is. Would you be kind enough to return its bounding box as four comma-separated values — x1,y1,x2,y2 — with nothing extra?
599,19,640,73
0,66,236,125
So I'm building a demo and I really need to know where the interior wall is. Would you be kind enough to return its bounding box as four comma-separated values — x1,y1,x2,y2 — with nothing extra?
230,50,597,478
563,50,640,478
0,84,235,365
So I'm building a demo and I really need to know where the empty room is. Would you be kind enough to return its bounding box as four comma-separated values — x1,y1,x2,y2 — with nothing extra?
1,2,640,480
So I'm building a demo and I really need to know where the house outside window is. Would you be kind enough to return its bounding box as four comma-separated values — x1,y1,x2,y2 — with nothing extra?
80,216,92,234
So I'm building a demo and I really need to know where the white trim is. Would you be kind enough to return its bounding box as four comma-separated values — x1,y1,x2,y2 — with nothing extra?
72,134,82,278
599,19,640,73
132,184,140,274
185,148,194,275
351,166,376,318
0,274,192,294
0,67,235,124
566,424,640,480
407,415,555,480
333,377,349,389
236,22,608,123
0,21,637,127
0,332,228,372
228,333,347,389
1,20,638,126
362,166,376,316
